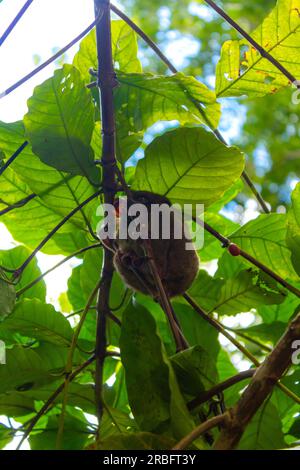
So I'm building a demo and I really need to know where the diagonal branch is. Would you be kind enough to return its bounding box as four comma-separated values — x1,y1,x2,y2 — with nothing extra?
0,141,28,177
214,307,300,449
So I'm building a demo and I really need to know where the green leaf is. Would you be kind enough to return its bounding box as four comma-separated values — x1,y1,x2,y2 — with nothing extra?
0,122,95,253
258,292,300,324
287,182,300,277
186,270,224,311
29,414,90,450
0,246,46,301
0,279,16,320
230,213,298,280
132,127,244,209
0,424,12,449
170,345,218,397
0,392,35,417
0,299,73,346
115,72,221,132
216,0,300,98
73,20,142,83
24,65,99,184
234,322,287,345
211,270,285,316
175,303,220,358
238,401,285,450
120,301,196,440
0,346,62,394
198,213,239,262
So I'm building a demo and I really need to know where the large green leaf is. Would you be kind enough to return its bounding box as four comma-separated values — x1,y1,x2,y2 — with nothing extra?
24,65,99,184
238,401,285,450
216,0,300,98
174,303,220,358
73,19,142,83
170,345,218,397
0,392,35,417
0,246,46,301
0,279,16,321
230,213,298,280
115,72,221,132
29,414,90,450
0,347,61,394
0,121,96,252
211,270,285,316
287,182,300,277
132,127,244,208
120,301,196,440
0,299,73,346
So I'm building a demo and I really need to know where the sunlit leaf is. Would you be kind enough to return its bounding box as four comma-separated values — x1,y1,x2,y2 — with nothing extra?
133,127,244,209
216,0,300,98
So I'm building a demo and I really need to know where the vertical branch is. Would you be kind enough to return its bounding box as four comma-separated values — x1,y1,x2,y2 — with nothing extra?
93,0,118,436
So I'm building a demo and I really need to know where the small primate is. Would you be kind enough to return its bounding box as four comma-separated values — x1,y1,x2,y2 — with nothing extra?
111,190,199,298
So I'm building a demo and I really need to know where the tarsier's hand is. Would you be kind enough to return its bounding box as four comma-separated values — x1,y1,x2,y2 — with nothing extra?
112,191,199,298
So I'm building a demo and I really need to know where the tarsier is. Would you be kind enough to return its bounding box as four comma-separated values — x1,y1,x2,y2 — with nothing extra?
109,190,199,299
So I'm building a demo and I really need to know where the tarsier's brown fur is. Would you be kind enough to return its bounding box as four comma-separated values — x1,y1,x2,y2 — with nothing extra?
112,191,199,298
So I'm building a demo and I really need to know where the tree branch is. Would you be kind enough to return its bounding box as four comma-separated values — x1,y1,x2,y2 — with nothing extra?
193,216,300,299
183,293,300,406
0,0,34,47
172,413,227,450
187,369,256,411
93,0,118,438
214,308,300,449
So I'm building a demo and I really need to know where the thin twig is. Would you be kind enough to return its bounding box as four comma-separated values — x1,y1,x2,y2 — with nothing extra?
0,141,28,177
16,243,102,297
13,189,102,279
188,369,256,410
0,194,36,216
16,354,96,450
172,413,226,450
0,0,34,47
0,8,105,99
203,0,299,87
193,216,300,299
